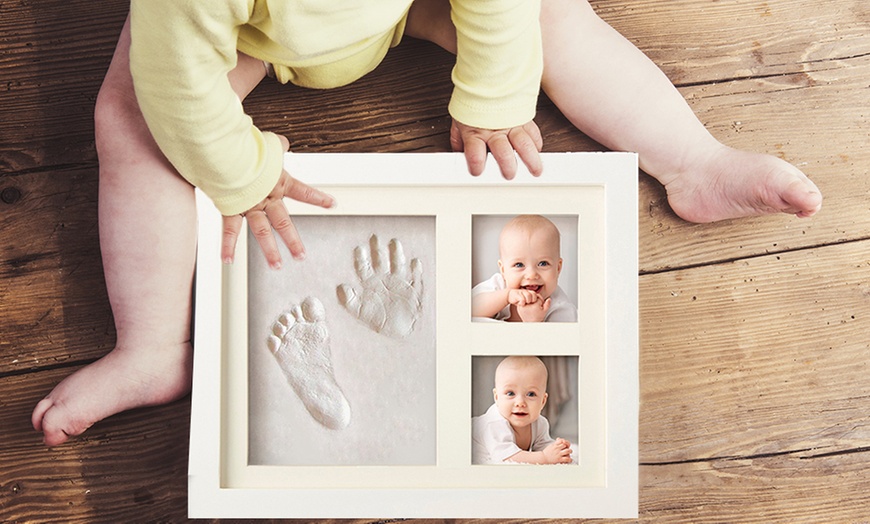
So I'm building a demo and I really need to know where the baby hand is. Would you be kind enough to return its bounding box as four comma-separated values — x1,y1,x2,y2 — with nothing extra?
222,135,335,269
542,438,573,464
507,288,541,308
450,119,543,180
516,296,551,323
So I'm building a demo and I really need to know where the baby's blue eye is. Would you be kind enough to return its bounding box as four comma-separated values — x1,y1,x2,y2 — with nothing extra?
513,262,524,269
505,391,515,397
538,261,550,267
527,392,537,397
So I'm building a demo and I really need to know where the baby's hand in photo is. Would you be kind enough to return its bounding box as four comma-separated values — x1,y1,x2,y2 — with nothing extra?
543,438,573,464
507,289,541,308
337,235,424,339
516,296,551,323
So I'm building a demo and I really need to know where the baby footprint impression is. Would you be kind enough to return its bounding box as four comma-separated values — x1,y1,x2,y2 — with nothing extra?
267,297,352,430
337,234,424,339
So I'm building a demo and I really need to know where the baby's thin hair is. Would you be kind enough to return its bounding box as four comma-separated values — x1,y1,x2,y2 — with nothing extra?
504,214,559,236
495,355,549,389
499,215,561,256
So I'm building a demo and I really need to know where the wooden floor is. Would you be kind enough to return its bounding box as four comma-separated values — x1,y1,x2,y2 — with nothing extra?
2,0,868,521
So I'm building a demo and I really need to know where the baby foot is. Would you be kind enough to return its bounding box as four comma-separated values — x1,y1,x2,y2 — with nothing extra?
662,145,822,223
337,235,424,339
31,342,193,446
267,297,351,430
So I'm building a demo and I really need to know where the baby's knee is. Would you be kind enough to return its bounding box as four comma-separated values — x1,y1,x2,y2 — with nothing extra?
94,83,136,139
93,78,157,167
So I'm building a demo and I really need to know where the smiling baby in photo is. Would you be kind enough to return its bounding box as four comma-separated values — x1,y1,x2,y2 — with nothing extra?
472,356,573,464
472,215,577,322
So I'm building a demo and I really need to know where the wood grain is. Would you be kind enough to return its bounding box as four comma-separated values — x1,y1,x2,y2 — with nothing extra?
640,240,870,461
0,168,111,375
0,367,189,523
0,0,128,173
640,450,870,522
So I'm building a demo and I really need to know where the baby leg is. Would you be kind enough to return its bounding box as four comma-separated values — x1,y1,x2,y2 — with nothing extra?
539,0,822,222
31,16,267,446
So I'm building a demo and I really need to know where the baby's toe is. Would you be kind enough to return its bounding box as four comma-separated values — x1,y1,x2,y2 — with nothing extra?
783,178,823,217
267,335,282,354
39,404,80,447
301,296,326,322
31,397,53,432
272,313,294,337
289,304,305,323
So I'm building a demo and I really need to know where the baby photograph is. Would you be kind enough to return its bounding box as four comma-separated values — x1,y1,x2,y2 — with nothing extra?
471,355,579,465
471,214,579,323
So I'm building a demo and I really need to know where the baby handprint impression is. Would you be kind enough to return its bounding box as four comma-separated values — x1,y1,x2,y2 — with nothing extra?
337,234,423,339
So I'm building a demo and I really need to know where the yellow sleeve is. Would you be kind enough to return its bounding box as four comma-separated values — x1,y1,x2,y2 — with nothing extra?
129,0,283,216
448,0,543,130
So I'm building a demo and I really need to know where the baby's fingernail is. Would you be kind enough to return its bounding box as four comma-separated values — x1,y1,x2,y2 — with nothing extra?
223,257,233,265
270,261,282,270
293,251,306,261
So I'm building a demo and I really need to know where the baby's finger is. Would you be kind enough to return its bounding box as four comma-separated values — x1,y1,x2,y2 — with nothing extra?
463,136,488,176
542,297,552,313
509,126,543,176
520,290,536,306
524,120,544,151
488,133,518,180
247,210,282,270
265,199,305,261
221,214,244,264
388,238,407,277
282,172,336,209
369,234,388,274
353,244,374,282
449,120,465,152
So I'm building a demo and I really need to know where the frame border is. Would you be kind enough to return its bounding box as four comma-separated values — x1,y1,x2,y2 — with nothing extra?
189,152,638,518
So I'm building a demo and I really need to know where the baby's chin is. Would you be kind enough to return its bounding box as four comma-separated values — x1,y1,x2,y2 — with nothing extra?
508,413,539,428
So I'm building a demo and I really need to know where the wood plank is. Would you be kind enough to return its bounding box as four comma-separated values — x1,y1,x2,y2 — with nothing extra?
640,240,870,462
593,0,870,85
0,167,113,375
0,367,189,523
639,451,870,522
0,0,128,172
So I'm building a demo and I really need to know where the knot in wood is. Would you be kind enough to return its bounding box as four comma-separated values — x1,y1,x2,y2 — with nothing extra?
1,186,22,204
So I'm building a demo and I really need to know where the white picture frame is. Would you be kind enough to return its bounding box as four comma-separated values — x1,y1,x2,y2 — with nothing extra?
188,152,639,519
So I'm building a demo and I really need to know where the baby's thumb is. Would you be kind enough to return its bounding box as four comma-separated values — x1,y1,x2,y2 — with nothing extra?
542,297,551,312
278,134,290,152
